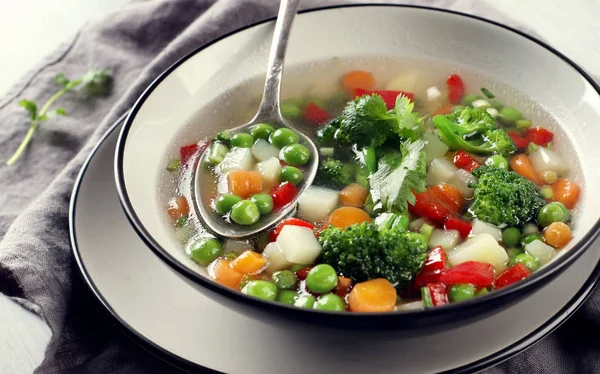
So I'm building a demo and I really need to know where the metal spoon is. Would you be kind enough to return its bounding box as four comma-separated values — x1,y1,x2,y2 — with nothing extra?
191,0,318,239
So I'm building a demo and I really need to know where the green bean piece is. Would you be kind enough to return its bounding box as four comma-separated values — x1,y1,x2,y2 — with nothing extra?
166,159,181,172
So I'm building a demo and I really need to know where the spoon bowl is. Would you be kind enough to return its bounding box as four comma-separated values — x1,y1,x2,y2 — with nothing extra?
190,0,318,239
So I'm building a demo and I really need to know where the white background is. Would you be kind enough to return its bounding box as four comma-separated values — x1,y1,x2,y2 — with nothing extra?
0,0,598,373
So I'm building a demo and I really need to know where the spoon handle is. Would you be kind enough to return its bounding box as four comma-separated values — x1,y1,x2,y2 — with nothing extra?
253,0,301,123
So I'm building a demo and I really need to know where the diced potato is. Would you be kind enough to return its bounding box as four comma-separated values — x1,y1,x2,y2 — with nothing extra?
427,158,458,185
276,225,322,264
470,219,502,242
529,147,569,177
252,139,280,162
297,186,339,223
447,233,509,273
423,132,449,163
262,242,292,273
223,240,253,255
385,71,419,91
217,147,254,174
426,86,442,102
447,169,477,198
306,80,340,100
428,229,461,250
255,157,281,190
525,240,555,265
396,300,424,311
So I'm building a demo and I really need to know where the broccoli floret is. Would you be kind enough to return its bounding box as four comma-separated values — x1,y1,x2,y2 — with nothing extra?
433,107,516,156
212,130,231,147
314,158,353,189
318,222,428,290
469,166,545,226
316,117,341,146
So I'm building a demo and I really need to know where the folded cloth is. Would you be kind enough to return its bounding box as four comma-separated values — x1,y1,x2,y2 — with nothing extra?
0,0,598,373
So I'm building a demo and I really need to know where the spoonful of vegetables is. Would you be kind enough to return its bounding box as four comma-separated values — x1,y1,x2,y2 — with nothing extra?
190,0,318,239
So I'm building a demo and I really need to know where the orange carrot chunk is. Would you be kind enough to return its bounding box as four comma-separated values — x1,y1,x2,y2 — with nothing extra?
341,70,375,94
348,278,397,313
210,259,244,289
544,222,572,249
228,170,263,199
431,103,454,116
230,250,268,275
552,178,581,209
340,183,369,207
167,196,190,219
510,154,542,185
327,207,372,229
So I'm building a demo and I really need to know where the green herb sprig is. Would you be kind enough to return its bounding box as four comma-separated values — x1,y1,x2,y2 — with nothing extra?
6,69,111,166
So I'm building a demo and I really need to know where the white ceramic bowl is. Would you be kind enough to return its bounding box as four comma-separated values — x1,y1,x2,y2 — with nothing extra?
115,5,600,330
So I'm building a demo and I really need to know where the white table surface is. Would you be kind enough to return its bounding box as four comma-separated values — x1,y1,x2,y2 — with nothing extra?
1,0,599,373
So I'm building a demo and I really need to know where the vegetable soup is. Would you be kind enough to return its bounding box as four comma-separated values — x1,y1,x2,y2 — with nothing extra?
159,58,581,312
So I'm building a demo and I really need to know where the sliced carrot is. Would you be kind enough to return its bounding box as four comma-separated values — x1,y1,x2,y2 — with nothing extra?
551,178,581,209
230,250,268,275
327,207,372,229
210,259,244,289
348,278,397,313
510,154,542,185
341,70,375,94
429,184,465,214
167,196,190,219
335,276,353,299
340,183,369,207
228,170,263,199
544,222,572,248
431,103,454,116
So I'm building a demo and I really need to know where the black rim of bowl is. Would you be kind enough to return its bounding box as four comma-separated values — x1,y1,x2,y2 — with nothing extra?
114,4,600,322
73,113,600,374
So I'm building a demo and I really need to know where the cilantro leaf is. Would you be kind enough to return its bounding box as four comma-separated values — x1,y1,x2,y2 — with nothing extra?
18,100,38,120
393,95,423,140
335,94,396,148
369,139,427,213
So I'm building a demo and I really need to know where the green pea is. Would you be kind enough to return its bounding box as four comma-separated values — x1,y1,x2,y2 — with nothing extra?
315,294,346,311
281,102,302,119
499,107,522,125
290,264,309,272
230,133,254,148
485,155,508,170
506,247,524,259
280,166,303,185
277,290,298,305
448,284,476,303
490,99,503,110
280,144,310,166
305,264,338,294
230,200,260,225
189,238,222,266
521,233,544,247
294,294,316,309
214,194,243,215
269,128,299,148
510,253,540,272
502,227,521,247
241,280,278,301
516,119,532,129
541,186,554,199
249,194,274,215
461,94,481,106
420,223,434,241
250,124,275,140
272,270,298,290
537,202,569,227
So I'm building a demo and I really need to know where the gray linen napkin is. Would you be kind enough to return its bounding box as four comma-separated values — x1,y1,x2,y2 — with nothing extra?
0,0,598,373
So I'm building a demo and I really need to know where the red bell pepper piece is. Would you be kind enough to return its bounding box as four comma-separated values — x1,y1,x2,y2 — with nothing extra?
270,182,298,210
269,218,315,242
446,74,465,104
180,141,210,165
453,150,481,173
354,87,414,109
295,267,312,281
408,197,450,226
414,246,448,288
524,127,554,146
423,283,449,307
303,102,330,125
439,261,495,287
494,263,531,289
507,131,529,149
444,216,472,238
334,277,353,298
